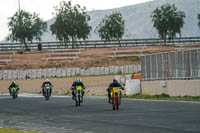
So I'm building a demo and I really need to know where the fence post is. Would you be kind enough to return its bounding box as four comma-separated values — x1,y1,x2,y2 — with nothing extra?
189,50,192,79
61,68,67,77
150,55,152,79
105,67,109,75
156,54,158,80
80,69,85,76
95,67,100,75
144,56,146,80
197,50,199,78
0,71,2,80
71,68,76,76
75,68,80,76
174,52,176,79
161,54,164,80
182,51,185,79
85,69,90,76
124,65,129,74
198,49,200,78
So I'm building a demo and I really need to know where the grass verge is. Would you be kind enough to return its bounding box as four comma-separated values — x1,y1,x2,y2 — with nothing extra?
122,93,200,102
0,127,39,133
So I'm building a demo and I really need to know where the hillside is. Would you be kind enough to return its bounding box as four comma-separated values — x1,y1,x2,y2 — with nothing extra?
38,0,200,41
1,0,200,43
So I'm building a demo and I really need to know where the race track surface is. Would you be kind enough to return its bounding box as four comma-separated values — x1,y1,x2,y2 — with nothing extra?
0,94,200,133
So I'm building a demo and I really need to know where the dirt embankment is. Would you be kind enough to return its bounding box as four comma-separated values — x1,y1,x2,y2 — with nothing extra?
1,45,199,70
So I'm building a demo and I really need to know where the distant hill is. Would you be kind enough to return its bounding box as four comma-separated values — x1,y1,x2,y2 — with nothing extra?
2,0,200,42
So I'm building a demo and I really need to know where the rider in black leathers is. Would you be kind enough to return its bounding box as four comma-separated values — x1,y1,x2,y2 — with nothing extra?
71,78,85,100
107,79,124,103
8,81,19,95
42,79,53,96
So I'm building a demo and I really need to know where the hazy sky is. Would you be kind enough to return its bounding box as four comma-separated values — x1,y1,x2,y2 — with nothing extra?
0,0,151,41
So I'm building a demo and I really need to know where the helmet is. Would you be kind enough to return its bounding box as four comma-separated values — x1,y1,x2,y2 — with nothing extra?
12,80,16,84
113,79,118,82
76,78,81,83
45,79,49,82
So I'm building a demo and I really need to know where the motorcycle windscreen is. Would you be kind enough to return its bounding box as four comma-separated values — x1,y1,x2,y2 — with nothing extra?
76,86,82,91
45,86,50,89
112,87,119,93
11,87,17,92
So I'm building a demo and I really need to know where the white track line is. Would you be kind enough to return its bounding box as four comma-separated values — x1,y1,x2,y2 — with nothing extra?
0,93,70,98
123,97,200,104
0,93,199,104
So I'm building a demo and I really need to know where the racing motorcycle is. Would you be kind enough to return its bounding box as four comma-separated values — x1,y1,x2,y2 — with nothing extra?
73,86,83,106
43,85,51,101
110,87,121,110
10,87,18,99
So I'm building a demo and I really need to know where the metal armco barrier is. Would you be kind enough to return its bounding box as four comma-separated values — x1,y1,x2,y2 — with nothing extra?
1,37,200,51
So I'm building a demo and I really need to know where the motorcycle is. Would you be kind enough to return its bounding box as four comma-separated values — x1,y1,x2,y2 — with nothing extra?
73,86,83,106
110,87,121,110
43,85,51,101
10,87,18,99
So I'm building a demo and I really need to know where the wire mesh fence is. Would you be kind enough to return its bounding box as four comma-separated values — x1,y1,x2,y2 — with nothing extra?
141,49,200,80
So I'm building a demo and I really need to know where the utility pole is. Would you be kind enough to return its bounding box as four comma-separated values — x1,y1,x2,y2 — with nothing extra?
18,0,21,12
18,0,23,50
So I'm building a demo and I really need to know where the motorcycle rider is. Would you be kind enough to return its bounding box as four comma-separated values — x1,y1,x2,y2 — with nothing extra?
71,78,85,100
42,79,53,96
107,79,124,103
8,80,19,95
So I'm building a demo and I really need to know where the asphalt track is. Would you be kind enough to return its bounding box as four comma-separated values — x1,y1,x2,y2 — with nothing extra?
0,94,200,133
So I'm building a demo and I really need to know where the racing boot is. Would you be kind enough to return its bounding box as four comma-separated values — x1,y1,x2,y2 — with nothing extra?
81,91,84,102
50,89,52,97
108,97,111,103
72,95,75,100
42,89,45,96
9,89,11,96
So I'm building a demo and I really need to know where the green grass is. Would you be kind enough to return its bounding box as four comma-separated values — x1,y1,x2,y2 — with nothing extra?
122,93,200,102
0,127,40,133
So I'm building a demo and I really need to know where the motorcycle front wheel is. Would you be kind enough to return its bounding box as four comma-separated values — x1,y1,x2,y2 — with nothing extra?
45,93,49,101
78,95,81,106
112,104,115,110
75,96,78,106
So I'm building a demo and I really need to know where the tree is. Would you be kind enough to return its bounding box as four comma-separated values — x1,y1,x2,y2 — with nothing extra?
8,10,47,51
51,1,91,48
198,13,200,28
151,4,185,45
96,12,125,47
